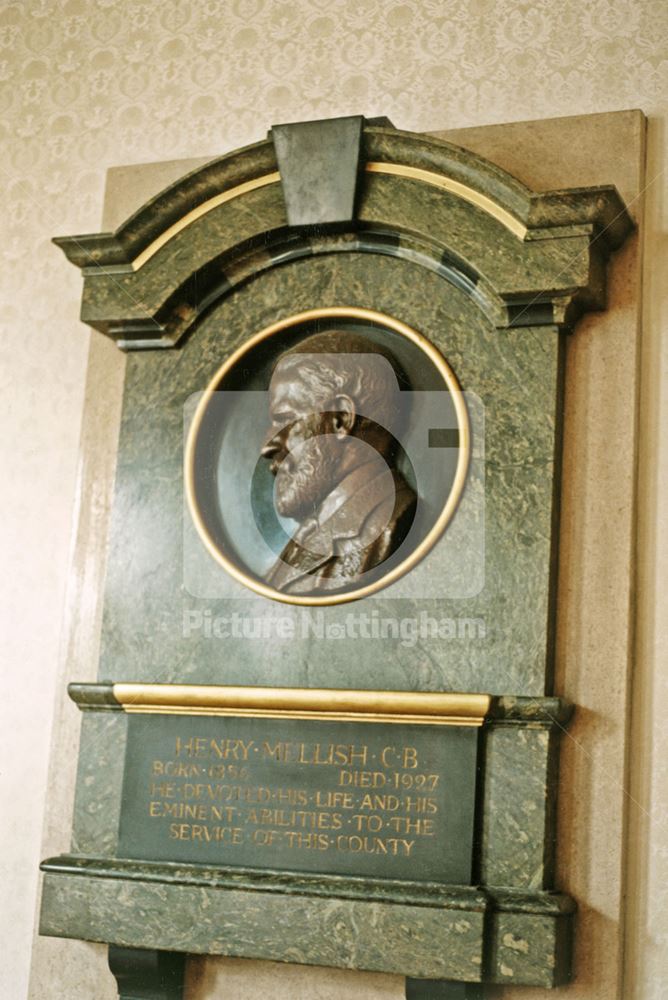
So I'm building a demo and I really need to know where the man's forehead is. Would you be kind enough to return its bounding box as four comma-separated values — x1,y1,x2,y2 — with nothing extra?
269,361,312,409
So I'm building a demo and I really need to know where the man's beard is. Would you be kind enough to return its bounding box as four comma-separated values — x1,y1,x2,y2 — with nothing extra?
274,437,340,521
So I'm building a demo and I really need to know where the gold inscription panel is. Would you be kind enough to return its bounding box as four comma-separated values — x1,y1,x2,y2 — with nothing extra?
118,715,480,883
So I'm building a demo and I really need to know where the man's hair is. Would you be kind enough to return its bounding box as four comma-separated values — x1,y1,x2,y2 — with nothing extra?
276,329,408,437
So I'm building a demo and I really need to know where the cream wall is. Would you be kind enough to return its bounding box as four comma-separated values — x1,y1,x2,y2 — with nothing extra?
0,1,665,998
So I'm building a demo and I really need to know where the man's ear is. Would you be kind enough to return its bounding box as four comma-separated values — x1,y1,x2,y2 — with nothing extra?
332,394,356,437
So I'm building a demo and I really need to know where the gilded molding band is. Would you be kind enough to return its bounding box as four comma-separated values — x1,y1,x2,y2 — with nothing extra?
130,171,281,271
67,685,573,729
125,163,526,272
365,162,528,240
113,683,491,727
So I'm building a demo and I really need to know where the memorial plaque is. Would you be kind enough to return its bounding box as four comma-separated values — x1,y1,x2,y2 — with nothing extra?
40,115,634,997
119,714,479,882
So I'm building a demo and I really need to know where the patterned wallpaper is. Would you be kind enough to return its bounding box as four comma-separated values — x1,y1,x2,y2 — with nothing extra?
0,0,666,327
0,1,666,998
2,0,667,221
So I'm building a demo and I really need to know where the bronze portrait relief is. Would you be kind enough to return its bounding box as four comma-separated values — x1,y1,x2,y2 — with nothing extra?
261,331,417,595
185,308,469,606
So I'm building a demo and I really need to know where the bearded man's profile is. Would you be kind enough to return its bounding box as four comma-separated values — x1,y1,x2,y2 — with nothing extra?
260,330,417,595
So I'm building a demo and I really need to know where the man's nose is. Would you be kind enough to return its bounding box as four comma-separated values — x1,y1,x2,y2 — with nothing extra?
261,429,283,459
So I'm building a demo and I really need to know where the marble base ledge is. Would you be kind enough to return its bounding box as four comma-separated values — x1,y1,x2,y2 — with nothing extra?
39,856,575,988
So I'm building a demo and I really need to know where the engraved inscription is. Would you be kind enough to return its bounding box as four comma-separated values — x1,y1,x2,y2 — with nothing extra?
119,716,479,883
148,737,437,858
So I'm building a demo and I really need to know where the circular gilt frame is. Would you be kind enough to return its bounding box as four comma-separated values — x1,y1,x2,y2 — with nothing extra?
185,306,470,606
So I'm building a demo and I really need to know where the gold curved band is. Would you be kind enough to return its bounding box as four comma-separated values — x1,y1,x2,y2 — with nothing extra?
131,171,281,271
365,162,527,239
128,163,526,271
